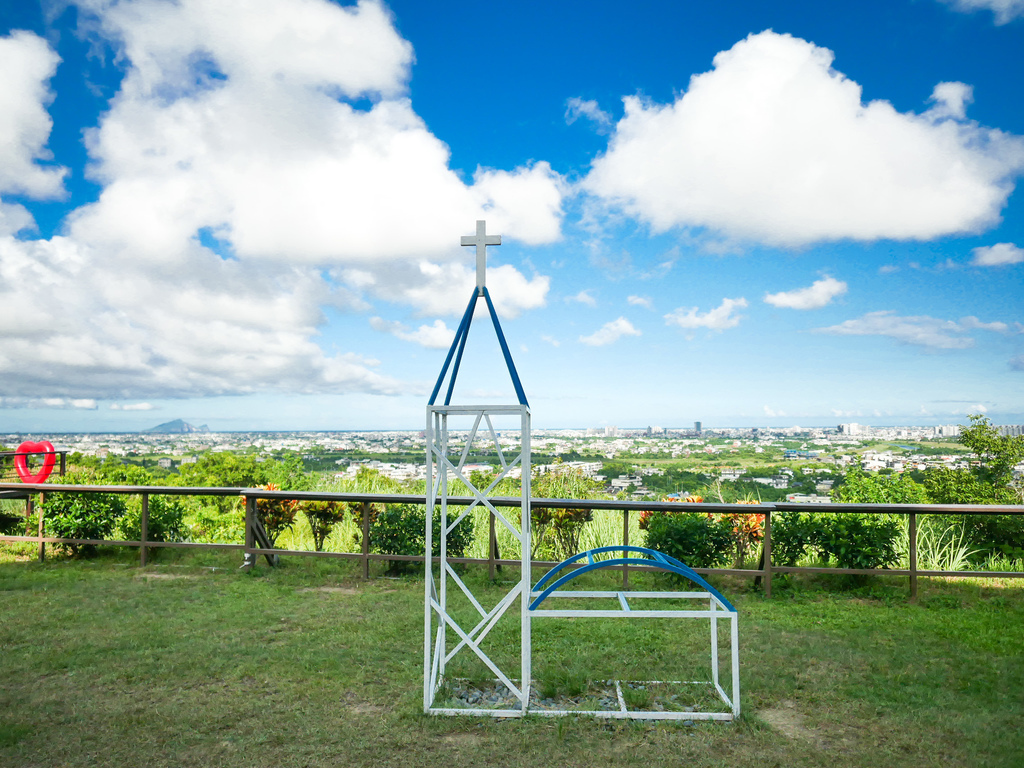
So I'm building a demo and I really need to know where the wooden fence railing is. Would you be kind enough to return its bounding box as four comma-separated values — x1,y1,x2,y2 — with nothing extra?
1,482,1022,600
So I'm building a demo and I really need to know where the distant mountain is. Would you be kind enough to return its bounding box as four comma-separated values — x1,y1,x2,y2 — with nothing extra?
143,419,210,434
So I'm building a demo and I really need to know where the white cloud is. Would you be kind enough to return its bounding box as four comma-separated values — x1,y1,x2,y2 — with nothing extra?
110,402,156,411
369,316,454,349
764,277,847,309
627,295,654,310
568,289,597,307
764,405,785,418
0,31,66,204
664,298,747,331
0,0,558,402
926,82,973,121
584,31,1024,247
579,317,641,346
938,0,1024,24
0,397,97,410
972,242,1024,266
540,335,561,347
816,310,1009,349
565,97,613,130
362,260,549,318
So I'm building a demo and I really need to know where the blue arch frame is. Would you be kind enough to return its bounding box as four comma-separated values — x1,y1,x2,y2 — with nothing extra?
529,546,737,613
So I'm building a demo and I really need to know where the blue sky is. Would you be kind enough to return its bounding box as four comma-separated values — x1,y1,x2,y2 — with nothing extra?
0,0,1022,433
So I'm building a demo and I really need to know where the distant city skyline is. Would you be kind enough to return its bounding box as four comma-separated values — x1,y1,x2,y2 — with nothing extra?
1,0,1022,433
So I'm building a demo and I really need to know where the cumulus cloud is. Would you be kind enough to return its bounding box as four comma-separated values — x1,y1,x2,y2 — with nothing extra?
0,0,560,402
627,295,654,310
110,402,156,411
764,277,848,309
369,317,455,348
584,31,1024,246
579,317,641,346
816,310,1009,349
565,97,613,131
359,260,549,318
0,31,66,204
567,289,597,307
972,242,1024,266
938,0,1024,24
664,298,747,331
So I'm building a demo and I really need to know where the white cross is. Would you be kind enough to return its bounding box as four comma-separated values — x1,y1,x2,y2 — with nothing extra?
461,219,501,294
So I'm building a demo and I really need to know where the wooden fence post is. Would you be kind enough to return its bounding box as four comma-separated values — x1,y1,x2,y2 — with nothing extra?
37,493,46,562
909,512,918,602
243,495,255,570
622,508,630,590
361,502,370,580
140,493,149,567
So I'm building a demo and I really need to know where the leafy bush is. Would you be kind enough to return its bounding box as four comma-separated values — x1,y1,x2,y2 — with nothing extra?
371,503,475,574
42,472,127,555
833,466,928,503
254,483,298,547
770,511,821,566
532,464,601,559
116,495,188,543
643,512,734,569
186,501,244,543
300,500,351,552
0,506,24,536
814,513,902,570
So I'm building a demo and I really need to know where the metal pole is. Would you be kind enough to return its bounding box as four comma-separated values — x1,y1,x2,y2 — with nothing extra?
763,509,772,599
488,512,496,580
140,493,149,567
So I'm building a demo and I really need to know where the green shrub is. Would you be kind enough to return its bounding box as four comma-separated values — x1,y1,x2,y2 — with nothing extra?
815,513,902,570
300,500,351,552
116,495,188,543
770,511,821,566
643,512,734,569
43,473,127,556
186,500,244,543
370,503,475,573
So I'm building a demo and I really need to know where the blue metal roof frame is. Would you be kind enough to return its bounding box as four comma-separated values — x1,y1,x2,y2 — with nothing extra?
428,286,529,407
529,546,737,612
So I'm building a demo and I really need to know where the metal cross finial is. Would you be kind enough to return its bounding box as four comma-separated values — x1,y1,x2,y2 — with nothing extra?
461,220,501,294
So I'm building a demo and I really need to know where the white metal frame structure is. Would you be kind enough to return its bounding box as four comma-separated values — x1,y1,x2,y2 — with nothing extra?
422,220,740,720
527,589,739,719
423,404,531,716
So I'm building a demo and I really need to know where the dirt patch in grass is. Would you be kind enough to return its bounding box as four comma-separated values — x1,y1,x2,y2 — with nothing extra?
759,700,868,752
760,701,819,744
441,733,486,747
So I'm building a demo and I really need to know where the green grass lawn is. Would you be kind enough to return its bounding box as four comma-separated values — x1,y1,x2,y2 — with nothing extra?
1,549,1022,767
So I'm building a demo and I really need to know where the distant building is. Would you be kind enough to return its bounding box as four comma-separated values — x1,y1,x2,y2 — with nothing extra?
694,421,702,435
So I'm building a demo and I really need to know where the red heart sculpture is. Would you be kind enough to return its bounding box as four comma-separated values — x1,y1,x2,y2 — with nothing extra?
14,441,56,484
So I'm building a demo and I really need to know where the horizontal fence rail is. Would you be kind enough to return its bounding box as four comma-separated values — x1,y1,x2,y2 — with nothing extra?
1,482,1022,599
